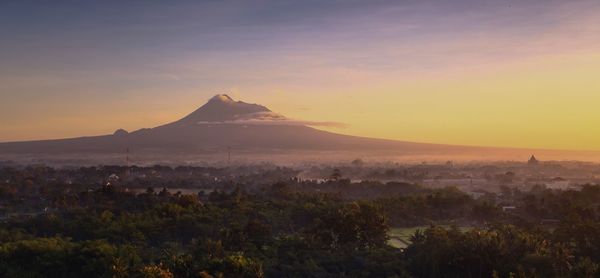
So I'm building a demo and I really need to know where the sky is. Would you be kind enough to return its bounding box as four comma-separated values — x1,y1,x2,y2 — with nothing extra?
1,0,600,150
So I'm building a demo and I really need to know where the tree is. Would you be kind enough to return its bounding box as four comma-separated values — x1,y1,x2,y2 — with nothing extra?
306,202,388,251
140,263,174,278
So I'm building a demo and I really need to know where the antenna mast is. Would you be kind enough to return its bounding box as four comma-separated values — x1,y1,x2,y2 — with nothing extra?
125,147,131,179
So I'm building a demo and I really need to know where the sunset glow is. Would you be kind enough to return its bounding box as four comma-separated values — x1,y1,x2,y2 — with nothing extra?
1,0,599,150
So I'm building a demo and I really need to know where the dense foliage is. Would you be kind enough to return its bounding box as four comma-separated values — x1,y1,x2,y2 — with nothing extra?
2,166,600,277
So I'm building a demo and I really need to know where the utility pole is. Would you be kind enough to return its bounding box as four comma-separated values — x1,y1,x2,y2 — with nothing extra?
227,146,231,166
125,147,131,178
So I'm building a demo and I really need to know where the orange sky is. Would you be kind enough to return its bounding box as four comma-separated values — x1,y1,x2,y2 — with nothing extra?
1,1,600,150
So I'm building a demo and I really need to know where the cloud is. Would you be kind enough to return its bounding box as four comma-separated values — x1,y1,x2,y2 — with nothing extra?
194,111,346,128
196,111,347,128
280,120,347,128
195,119,346,128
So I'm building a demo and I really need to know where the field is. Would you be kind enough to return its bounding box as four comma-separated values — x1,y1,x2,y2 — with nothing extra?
388,226,473,249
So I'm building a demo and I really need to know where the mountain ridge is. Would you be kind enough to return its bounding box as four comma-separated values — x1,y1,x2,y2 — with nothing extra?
175,94,276,124
0,94,445,153
0,94,597,162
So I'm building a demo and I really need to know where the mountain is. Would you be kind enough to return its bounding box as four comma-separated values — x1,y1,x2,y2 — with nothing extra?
0,94,594,162
177,94,282,123
0,94,439,152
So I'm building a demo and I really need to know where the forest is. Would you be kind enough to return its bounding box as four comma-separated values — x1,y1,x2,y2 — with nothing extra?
1,166,600,277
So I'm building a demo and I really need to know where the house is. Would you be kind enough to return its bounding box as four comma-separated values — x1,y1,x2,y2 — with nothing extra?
502,206,517,212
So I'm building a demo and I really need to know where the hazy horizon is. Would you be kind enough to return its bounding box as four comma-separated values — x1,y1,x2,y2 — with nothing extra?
2,0,600,151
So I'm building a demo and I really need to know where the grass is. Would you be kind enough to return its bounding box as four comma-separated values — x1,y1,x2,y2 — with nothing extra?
387,225,473,249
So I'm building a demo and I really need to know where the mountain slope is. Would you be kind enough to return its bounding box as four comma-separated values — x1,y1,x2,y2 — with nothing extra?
176,94,278,123
1,94,593,162
0,94,450,154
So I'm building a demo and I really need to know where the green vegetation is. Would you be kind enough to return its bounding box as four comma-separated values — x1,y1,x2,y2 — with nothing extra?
0,181,405,277
388,226,473,249
2,166,600,277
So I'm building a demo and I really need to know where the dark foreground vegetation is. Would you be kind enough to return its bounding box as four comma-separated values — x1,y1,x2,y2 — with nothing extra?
2,166,600,277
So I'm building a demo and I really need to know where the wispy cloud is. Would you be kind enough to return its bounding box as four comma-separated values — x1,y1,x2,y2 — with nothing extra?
194,111,346,128
196,119,346,128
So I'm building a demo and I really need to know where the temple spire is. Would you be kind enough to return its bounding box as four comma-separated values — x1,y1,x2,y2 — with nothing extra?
528,155,539,165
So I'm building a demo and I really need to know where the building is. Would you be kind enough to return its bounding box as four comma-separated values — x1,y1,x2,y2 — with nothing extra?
528,155,539,165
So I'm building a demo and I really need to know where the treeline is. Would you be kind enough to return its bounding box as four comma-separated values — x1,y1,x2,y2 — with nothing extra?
3,172,600,276
1,184,403,277
406,224,599,277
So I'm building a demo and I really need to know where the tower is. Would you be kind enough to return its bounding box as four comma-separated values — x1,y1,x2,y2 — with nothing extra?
227,146,231,166
125,147,131,178
528,155,539,165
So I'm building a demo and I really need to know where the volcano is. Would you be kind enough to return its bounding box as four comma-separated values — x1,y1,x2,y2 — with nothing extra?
0,94,448,154
0,94,590,162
